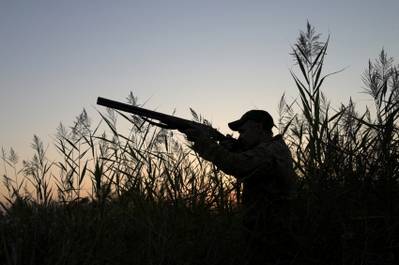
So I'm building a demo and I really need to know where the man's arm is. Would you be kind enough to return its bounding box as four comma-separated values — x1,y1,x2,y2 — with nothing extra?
182,130,274,179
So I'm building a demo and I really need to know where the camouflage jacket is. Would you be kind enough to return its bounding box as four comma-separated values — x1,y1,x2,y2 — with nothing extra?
192,134,297,219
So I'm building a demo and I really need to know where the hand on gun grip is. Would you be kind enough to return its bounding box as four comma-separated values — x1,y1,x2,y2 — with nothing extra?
219,134,236,151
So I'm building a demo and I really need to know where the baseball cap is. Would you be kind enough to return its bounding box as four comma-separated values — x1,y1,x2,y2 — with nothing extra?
228,110,275,131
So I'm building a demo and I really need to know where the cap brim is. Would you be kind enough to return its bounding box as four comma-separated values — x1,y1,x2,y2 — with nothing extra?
228,119,246,131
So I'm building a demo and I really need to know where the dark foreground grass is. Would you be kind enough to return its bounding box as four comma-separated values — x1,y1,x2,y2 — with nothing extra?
1,22,398,264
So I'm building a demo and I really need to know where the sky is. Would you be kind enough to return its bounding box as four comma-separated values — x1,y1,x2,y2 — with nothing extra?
1,1,398,199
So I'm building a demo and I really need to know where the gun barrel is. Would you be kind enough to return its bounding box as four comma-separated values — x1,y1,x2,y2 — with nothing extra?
97,97,173,120
97,97,198,127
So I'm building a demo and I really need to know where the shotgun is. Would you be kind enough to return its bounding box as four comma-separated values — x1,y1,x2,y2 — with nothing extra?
97,97,241,149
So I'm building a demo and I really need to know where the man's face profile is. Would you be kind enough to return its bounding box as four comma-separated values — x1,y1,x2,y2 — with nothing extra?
237,120,262,150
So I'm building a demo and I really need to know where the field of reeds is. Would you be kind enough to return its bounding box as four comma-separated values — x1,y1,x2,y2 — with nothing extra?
1,23,398,264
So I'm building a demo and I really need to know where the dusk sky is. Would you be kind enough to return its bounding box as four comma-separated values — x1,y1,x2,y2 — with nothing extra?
1,1,398,196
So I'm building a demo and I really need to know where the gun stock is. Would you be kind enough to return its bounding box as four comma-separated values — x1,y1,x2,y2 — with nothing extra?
97,97,237,144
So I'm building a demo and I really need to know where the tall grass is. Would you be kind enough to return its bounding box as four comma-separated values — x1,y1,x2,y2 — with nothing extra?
1,23,398,264
1,92,244,264
279,22,399,264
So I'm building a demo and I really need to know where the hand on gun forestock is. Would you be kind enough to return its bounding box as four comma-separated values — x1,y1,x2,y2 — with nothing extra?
178,123,210,142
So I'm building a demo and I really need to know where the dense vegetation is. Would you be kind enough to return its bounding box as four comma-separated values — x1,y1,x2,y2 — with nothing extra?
1,23,398,264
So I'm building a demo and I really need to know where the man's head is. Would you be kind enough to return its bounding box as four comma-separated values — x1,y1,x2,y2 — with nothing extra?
228,110,275,150
228,110,275,133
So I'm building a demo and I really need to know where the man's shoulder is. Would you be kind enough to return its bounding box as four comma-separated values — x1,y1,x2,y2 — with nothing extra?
257,134,290,154
271,134,284,142
259,134,286,147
